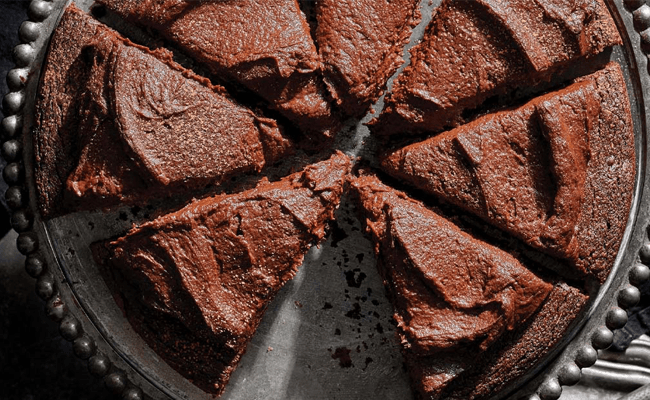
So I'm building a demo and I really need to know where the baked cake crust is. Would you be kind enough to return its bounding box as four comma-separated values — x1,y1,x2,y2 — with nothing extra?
313,0,421,117
371,0,621,135
381,63,635,282
96,152,350,394
34,5,292,218
440,282,588,400
408,281,588,400
95,0,341,144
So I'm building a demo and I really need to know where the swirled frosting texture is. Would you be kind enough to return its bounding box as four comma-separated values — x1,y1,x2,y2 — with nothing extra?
35,6,292,217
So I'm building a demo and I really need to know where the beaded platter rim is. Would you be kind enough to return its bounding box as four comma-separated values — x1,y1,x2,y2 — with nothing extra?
2,0,650,399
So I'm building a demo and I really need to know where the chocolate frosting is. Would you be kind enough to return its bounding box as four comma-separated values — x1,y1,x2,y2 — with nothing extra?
110,45,290,186
351,175,552,353
35,6,293,216
371,0,620,135
381,63,635,283
382,77,599,261
97,0,341,143
101,152,350,393
313,0,421,116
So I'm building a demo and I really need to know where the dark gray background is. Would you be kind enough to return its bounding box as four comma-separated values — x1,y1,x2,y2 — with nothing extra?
0,1,22,237
0,2,113,399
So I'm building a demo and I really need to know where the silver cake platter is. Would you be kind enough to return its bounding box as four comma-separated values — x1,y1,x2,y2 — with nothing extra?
3,0,650,399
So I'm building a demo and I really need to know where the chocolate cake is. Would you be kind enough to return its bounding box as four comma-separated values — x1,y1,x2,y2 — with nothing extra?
371,0,621,135
34,5,292,218
27,1,637,399
95,0,340,144
350,174,589,400
407,281,589,400
96,152,350,394
311,0,421,117
381,63,635,283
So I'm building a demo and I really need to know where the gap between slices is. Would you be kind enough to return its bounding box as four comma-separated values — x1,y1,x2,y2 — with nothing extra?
369,0,621,136
308,0,422,118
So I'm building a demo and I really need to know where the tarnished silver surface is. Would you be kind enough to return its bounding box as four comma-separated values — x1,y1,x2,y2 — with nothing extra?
560,335,650,399
2,0,650,399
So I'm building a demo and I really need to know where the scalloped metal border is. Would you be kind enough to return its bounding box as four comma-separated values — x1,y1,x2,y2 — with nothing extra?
1,1,650,400
1,1,144,399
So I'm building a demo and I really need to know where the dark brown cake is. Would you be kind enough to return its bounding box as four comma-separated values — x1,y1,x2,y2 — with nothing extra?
312,0,421,117
96,152,351,395
30,1,636,399
95,0,341,144
371,0,621,135
409,281,589,400
34,5,292,218
440,281,588,400
350,174,588,400
381,63,635,282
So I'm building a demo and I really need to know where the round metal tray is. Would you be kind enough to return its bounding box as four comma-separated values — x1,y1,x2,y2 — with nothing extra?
3,0,650,399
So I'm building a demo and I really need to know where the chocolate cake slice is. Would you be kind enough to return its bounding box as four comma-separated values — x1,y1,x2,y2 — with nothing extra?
311,0,421,117
34,5,292,218
381,63,635,282
410,281,588,400
371,0,621,135
350,174,588,400
96,152,351,395
95,0,340,144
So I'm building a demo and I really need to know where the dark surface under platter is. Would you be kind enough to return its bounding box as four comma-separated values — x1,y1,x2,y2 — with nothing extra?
3,0,650,399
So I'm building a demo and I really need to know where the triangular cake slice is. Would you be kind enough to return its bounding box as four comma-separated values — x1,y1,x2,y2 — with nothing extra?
95,0,340,144
34,5,292,218
95,152,350,395
381,63,635,282
371,0,621,135
350,174,553,352
310,0,421,117
350,174,587,400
